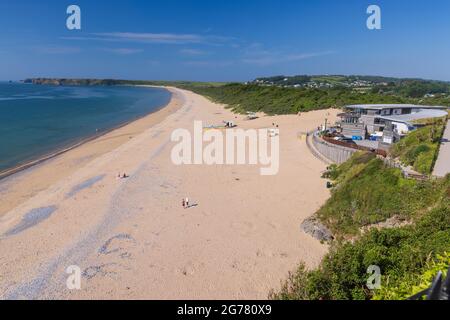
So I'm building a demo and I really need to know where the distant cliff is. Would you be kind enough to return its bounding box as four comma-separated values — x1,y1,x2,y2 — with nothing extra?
22,78,227,89
23,78,126,86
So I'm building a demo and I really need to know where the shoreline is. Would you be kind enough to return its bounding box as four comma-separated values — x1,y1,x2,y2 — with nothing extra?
0,86,178,181
0,86,183,216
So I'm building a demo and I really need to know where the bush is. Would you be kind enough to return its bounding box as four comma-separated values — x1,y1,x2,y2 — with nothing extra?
181,83,412,115
390,119,446,174
316,153,444,237
373,253,450,300
273,203,450,300
405,144,431,165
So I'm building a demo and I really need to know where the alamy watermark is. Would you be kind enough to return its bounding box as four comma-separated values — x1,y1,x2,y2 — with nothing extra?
64,5,380,32
366,265,382,290
170,121,280,176
66,265,81,290
367,5,382,30
66,5,81,30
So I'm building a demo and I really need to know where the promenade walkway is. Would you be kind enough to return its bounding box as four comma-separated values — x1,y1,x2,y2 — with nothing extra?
433,119,450,178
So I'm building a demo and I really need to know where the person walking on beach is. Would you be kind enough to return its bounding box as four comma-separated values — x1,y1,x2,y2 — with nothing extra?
185,197,189,209
182,198,186,209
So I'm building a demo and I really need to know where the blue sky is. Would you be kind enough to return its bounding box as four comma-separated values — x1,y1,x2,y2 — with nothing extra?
1,0,450,82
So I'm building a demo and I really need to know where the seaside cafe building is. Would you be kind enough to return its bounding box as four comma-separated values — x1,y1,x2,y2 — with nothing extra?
338,104,448,145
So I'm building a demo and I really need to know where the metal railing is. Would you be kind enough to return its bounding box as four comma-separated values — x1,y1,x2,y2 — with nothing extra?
310,132,358,164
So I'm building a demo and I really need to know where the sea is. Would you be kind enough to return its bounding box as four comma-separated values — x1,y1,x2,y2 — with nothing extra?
0,82,171,172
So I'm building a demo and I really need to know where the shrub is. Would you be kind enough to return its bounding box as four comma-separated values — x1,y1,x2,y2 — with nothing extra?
373,252,450,300
390,119,446,174
181,83,412,115
316,153,444,237
273,203,450,300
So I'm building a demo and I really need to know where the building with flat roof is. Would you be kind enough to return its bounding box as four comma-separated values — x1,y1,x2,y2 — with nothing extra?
345,104,447,111
338,104,448,146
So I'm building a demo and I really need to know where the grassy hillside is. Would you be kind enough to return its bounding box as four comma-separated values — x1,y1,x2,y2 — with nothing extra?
318,153,446,237
271,202,449,300
255,75,450,99
390,118,447,174
182,83,412,115
271,152,450,300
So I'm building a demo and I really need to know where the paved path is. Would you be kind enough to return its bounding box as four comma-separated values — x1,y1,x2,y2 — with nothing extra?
433,119,450,178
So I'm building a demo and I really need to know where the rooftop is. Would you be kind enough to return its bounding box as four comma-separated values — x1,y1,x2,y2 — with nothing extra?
346,104,448,110
379,109,448,124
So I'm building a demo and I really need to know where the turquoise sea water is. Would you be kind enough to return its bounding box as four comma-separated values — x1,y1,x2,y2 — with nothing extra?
0,82,171,172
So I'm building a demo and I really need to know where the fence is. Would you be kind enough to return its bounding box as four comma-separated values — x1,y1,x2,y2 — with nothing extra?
322,136,388,157
311,133,358,164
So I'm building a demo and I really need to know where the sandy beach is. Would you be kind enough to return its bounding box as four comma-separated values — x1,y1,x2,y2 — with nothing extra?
0,87,338,299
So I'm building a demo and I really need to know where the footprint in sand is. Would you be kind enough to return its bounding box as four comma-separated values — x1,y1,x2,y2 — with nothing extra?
231,259,256,273
177,261,205,277
230,221,255,237
151,130,163,139
83,234,137,281
268,222,279,230
83,263,120,280
98,234,137,259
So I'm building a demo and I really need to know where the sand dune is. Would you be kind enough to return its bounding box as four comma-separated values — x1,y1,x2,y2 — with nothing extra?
0,88,339,299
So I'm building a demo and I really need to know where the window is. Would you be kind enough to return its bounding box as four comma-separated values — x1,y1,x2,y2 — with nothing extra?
402,108,411,115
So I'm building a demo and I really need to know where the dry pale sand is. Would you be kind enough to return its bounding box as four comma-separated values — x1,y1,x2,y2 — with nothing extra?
0,87,339,300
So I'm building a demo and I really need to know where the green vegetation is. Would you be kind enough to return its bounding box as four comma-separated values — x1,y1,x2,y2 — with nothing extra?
26,77,450,116
373,252,450,300
390,118,447,174
271,203,450,300
271,152,450,300
255,75,402,87
256,74,450,99
181,83,412,115
318,153,447,237
371,79,450,99
180,82,450,115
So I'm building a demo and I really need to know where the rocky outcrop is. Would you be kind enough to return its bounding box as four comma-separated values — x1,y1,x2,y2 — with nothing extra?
301,216,334,242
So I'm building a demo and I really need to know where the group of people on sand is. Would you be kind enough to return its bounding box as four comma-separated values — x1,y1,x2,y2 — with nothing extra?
182,197,190,209
117,173,129,180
